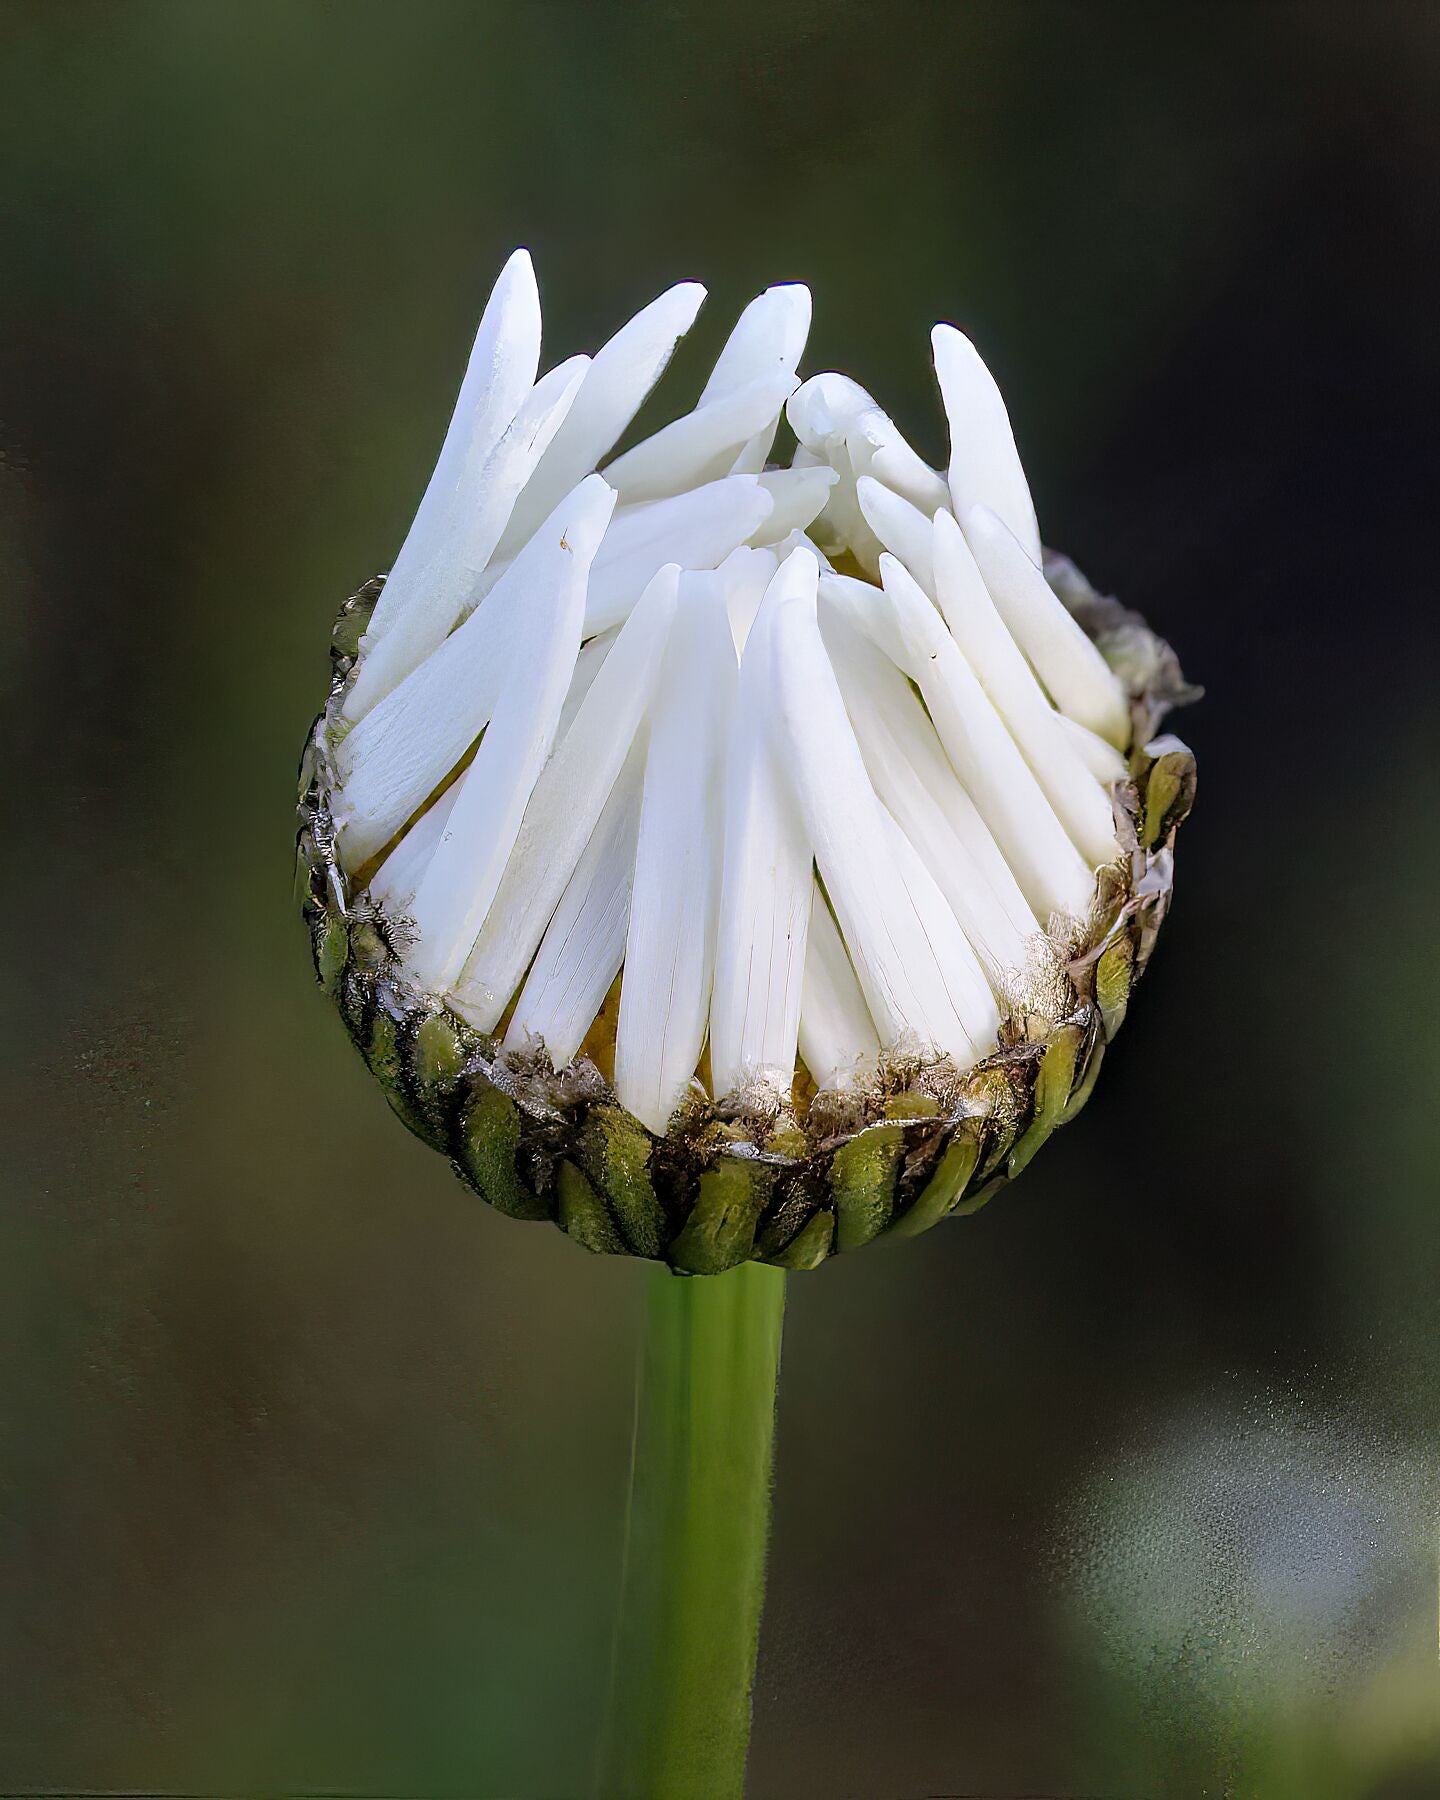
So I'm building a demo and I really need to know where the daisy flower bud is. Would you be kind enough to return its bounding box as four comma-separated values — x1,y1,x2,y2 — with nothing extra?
297,250,1199,1271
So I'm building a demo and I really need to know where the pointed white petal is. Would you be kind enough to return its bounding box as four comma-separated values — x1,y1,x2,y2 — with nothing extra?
933,509,1120,866
715,545,778,655
750,466,838,546
360,249,541,651
863,436,949,517
710,549,817,1102
404,477,615,990
556,627,618,741
817,576,1038,941
700,284,813,402
614,579,738,1134
786,373,884,568
823,556,1094,922
344,354,588,720
1057,712,1129,784
602,369,799,504
501,746,645,1065
369,778,463,914
583,475,773,634
497,281,706,556
932,322,1042,565
856,475,937,594
798,883,880,1090
963,503,1130,748
334,483,585,870
699,283,812,472
453,563,680,1030
768,585,998,1064
823,612,1031,982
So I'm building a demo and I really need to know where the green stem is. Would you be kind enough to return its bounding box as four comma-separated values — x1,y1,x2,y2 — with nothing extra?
596,1260,787,1800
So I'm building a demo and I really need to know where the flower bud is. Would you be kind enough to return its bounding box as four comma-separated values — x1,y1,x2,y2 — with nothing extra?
297,253,1199,1271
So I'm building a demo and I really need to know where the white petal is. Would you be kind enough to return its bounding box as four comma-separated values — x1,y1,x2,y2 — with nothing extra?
497,281,706,557
710,549,817,1102
932,322,1042,565
932,509,1119,867
714,545,778,655
768,584,998,1064
602,369,799,504
823,612,1032,981
1057,712,1129,784
798,883,880,1090
751,466,838,545
822,557,1095,922
700,284,813,402
369,778,463,914
404,477,615,990
786,373,883,568
963,503,1130,749
856,475,936,594
344,354,588,720
360,249,540,652
500,745,645,1065
556,627,618,741
614,578,738,1133
817,577,1037,941
583,475,773,634
699,283,812,472
334,480,595,869
452,562,680,1030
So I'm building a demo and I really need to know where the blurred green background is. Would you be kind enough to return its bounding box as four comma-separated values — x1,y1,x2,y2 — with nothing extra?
5,3,1439,1795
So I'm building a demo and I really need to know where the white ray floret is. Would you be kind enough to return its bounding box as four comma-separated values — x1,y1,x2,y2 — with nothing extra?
962,503,1131,749
497,281,706,556
614,578,738,1133
932,322,1042,566
357,250,541,658
752,465,838,546
369,777,462,914
453,563,680,1031
404,476,615,991
932,507,1120,867
602,369,800,504
334,478,611,868
855,475,937,595
503,745,645,1066
797,884,881,1091
710,550,818,1102
699,283,813,472
768,584,998,1064
821,558,1094,922
331,250,1138,1129
822,613,1033,980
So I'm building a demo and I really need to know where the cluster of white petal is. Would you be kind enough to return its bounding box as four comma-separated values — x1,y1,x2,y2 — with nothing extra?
331,250,1131,1134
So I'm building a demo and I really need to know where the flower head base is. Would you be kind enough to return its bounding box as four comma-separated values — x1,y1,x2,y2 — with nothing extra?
297,250,1198,1271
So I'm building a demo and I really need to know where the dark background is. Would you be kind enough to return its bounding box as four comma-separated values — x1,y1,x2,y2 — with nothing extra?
5,4,1440,1796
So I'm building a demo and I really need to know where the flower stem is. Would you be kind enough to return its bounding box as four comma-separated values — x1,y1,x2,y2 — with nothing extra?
596,1260,787,1799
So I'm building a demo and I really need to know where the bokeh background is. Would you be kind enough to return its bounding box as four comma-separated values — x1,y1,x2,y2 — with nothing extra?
5,4,1440,1796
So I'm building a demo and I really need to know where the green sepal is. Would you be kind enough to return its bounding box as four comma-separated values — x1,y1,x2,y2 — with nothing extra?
576,1104,666,1258
887,1121,983,1240
669,1157,765,1274
1095,933,1135,1040
764,1209,833,1270
829,1122,905,1251
363,1005,436,1146
1008,1022,1085,1178
454,1085,548,1220
557,1159,626,1254
1141,737,1197,847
